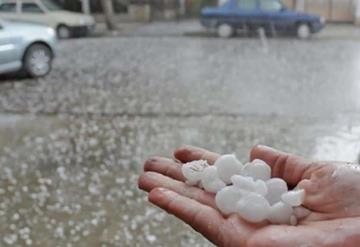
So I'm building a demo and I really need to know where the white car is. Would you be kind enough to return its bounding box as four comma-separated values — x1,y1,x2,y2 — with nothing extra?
0,19,57,77
0,0,95,39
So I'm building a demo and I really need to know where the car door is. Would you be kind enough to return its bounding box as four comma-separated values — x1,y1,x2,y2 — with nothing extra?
259,0,288,31
0,23,23,73
235,0,262,29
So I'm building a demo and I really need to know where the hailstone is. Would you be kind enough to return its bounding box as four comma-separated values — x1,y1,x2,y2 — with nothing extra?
214,154,243,184
231,175,267,196
182,160,209,185
281,189,305,207
254,179,268,196
201,166,226,193
231,175,256,191
242,159,271,181
267,201,293,224
290,215,298,226
237,192,270,223
181,155,308,226
266,178,288,205
215,186,244,215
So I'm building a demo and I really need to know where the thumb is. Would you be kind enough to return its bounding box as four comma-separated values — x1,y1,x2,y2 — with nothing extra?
250,145,315,186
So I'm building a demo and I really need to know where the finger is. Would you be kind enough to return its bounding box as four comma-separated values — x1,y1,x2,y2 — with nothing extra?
149,187,224,245
174,146,220,165
138,171,216,208
144,156,185,181
250,145,315,186
297,172,339,215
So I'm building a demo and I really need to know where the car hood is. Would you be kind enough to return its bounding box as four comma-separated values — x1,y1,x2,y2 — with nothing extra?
49,11,95,25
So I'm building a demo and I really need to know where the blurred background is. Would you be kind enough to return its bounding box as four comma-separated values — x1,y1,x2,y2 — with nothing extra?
1,0,360,246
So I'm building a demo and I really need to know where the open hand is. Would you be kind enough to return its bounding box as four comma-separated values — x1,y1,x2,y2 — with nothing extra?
138,145,360,247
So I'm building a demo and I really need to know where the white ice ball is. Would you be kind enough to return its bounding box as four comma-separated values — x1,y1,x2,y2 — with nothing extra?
204,180,227,193
182,160,209,184
267,201,293,224
254,180,268,196
215,186,244,215
290,215,298,226
265,178,288,205
242,159,271,181
214,154,243,184
231,175,267,196
237,192,270,223
231,175,255,191
281,189,305,207
293,206,311,220
201,166,226,193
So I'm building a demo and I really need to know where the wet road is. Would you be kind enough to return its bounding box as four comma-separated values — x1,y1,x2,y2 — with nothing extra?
0,35,360,246
1,37,360,117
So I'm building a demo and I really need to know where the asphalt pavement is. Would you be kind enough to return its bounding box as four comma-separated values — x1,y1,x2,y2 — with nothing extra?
0,22,360,246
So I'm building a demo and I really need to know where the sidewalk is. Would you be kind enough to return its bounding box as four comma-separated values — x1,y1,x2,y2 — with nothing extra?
93,20,202,37
93,19,360,40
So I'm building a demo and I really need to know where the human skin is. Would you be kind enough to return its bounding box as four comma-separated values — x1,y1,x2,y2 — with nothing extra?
138,145,360,247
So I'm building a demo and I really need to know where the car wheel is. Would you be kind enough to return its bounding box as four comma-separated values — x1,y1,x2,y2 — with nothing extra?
218,23,234,38
24,44,53,78
57,25,71,39
297,23,311,39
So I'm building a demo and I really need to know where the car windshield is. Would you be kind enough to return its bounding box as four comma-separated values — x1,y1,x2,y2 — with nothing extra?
260,0,283,11
41,0,62,11
218,0,229,7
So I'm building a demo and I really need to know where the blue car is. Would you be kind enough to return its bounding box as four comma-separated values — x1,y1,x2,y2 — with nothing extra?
201,0,326,39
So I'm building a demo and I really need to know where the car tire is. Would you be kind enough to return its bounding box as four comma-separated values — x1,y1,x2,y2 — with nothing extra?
57,25,71,39
296,23,311,39
218,23,234,38
24,44,53,78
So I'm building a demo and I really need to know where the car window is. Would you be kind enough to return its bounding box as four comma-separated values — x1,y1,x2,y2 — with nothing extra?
238,0,257,10
218,0,228,7
260,0,282,11
22,3,44,13
0,3,17,12
41,0,62,11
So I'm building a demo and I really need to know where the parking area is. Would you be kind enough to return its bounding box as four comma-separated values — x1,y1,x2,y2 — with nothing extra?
1,23,360,246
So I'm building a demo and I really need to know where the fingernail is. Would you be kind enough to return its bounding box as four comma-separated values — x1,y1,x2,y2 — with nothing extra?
144,158,158,171
157,187,168,192
156,187,173,196
145,171,158,179
147,157,159,164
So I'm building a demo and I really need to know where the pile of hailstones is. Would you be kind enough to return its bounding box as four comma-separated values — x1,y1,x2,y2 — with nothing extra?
182,154,305,225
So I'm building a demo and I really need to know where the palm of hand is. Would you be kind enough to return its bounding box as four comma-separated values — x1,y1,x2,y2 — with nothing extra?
138,146,360,247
